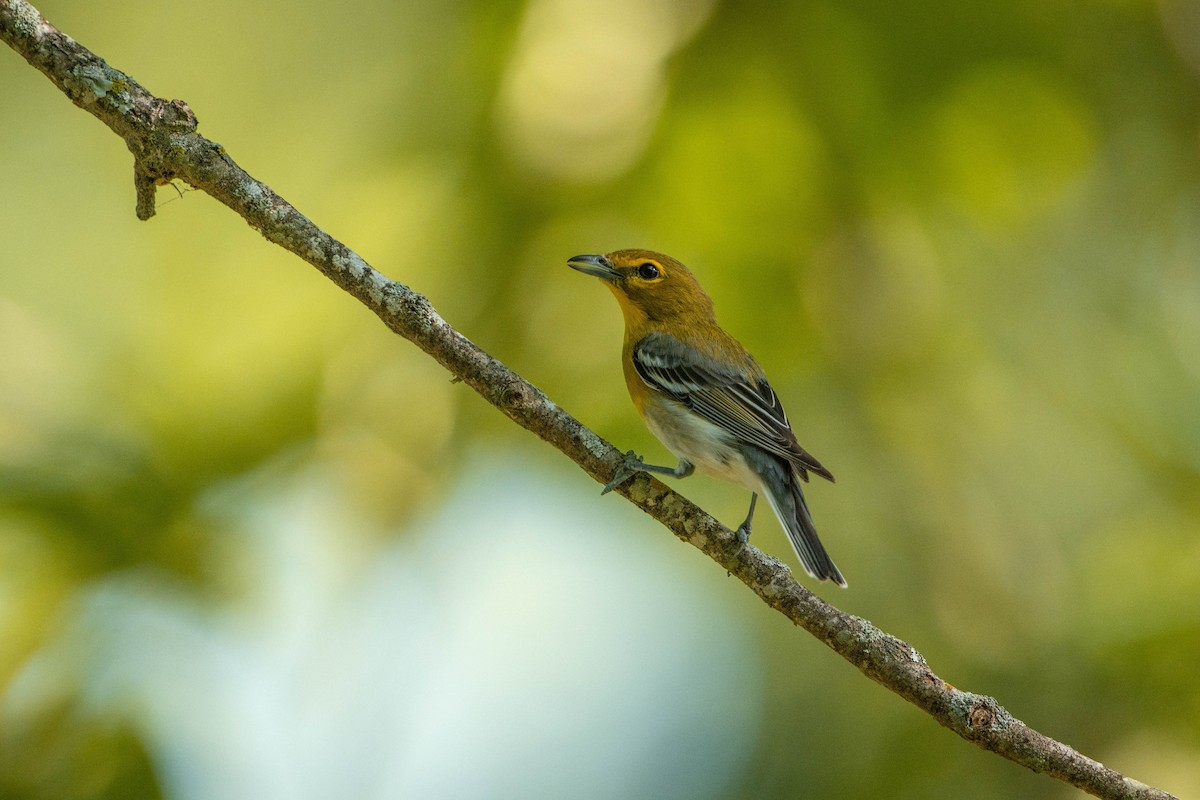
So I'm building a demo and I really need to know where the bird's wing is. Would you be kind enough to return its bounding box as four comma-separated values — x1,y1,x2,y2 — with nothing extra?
633,332,834,482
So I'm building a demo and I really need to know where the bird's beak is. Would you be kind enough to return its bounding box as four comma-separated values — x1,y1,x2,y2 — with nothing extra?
567,253,618,281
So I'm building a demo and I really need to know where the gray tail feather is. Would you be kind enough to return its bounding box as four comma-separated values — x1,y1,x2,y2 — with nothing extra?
772,470,840,587
746,447,847,586
786,478,846,587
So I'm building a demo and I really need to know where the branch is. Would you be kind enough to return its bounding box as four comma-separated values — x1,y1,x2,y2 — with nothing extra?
0,3,1175,799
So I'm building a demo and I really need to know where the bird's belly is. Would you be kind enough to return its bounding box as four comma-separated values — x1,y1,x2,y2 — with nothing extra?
642,401,762,492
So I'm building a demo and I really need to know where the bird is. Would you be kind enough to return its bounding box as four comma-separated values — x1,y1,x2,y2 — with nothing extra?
567,249,845,586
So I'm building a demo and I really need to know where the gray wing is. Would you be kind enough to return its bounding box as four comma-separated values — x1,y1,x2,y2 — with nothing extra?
633,331,834,482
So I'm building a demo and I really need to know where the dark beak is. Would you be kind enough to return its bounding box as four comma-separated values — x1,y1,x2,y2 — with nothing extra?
567,253,618,281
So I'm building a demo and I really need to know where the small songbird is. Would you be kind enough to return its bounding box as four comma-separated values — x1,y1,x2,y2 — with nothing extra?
568,249,845,586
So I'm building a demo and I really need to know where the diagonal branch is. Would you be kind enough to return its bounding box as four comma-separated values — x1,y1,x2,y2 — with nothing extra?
0,3,1175,798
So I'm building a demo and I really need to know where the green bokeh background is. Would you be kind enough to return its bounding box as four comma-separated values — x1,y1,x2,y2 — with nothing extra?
2,1,1199,798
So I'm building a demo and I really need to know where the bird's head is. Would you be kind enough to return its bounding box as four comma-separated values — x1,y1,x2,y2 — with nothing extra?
567,249,714,326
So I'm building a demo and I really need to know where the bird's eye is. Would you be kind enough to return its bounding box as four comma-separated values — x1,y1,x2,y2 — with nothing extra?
636,262,660,280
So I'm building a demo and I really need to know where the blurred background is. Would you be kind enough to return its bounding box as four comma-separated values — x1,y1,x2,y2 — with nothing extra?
2,0,1199,798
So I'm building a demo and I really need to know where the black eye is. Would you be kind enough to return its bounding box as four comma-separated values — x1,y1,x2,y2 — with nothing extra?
636,262,660,280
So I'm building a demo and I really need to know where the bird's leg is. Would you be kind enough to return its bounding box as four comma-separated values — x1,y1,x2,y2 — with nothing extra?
734,493,757,549
601,451,694,495
724,493,759,577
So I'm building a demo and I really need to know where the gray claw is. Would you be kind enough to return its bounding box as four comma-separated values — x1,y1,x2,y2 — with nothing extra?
733,522,752,557
601,450,643,495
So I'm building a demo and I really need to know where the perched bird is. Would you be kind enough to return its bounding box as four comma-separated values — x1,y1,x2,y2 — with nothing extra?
568,249,845,586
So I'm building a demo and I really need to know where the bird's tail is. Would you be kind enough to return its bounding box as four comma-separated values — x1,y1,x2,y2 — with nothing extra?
760,465,846,587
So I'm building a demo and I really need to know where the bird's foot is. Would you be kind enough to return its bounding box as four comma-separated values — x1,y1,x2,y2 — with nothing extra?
726,522,752,577
734,521,752,551
602,450,645,495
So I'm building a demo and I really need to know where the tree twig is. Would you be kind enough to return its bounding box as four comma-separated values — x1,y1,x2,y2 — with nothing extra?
0,3,1176,798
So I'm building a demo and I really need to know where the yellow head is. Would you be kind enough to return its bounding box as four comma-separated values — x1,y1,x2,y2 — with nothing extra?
567,249,715,328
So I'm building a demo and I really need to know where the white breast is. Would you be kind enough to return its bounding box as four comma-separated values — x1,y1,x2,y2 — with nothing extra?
641,400,763,493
